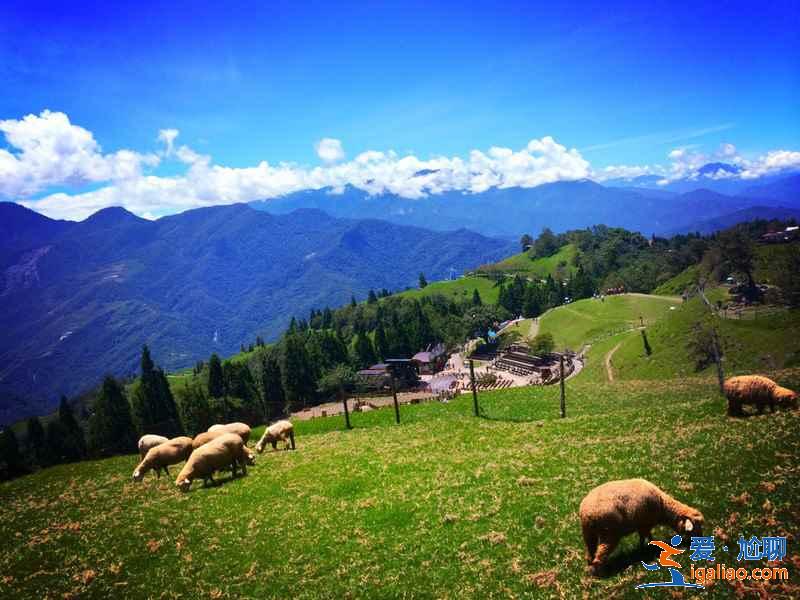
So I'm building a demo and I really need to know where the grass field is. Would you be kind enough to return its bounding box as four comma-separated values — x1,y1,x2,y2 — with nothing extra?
3,294,800,599
536,294,681,351
477,244,577,279
396,275,501,304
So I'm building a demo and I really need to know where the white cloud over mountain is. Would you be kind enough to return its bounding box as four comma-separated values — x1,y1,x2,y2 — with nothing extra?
1,110,798,220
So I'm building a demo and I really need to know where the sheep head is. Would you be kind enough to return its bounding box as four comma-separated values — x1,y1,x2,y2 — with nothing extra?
774,386,798,408
177,478,192,492
676,509,704,538
132,469,145,483
255,439,266,454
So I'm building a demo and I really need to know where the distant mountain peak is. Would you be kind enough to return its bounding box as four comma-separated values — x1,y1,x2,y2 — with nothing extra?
83,206,145,227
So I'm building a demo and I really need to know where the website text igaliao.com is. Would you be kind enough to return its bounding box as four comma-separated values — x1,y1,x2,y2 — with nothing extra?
690,563,789,584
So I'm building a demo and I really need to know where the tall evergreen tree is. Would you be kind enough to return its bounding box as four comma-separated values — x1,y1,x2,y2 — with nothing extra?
45,396,87,464
88,376,137,456
132,346,182,437
208,353,225,399
0,427,26,481
175,381,212,436
280,334,317,411
351,331,376,369
250,346,286,420
373,321,389,361
367,289,378,304
418,272,428,289
26,417,46,466
472,289,483,306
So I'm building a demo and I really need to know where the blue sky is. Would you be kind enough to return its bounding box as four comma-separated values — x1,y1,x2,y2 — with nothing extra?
1,0,799,219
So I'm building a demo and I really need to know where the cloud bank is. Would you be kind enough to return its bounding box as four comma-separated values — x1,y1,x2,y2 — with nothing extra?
2,110,798,221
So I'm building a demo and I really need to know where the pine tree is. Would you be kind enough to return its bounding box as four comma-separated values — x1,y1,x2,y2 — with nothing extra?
418,272,428,289
175,381,211,436
250,346,286,420
0,427,26,481
26,417,46,466
208,353,225,398
88,376,137,456
351,332,376,369
472,289,483,306
132,346,182,437
45,396,86,464
373,321,388,361
280,334,317,411
367,290,378,304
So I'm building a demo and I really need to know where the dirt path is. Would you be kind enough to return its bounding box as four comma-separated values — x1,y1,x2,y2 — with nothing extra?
604,341,622,382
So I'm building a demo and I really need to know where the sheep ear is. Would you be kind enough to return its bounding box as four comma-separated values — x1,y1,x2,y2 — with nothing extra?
684,518,694,532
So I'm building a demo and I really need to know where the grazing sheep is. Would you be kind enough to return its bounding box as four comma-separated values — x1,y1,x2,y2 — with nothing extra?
255,420,295,453
176,433,250,492
579,478,704,576
138,434,168,459
132,436,193,482
724,375,798,416
192,423,250,451
207,422,252,444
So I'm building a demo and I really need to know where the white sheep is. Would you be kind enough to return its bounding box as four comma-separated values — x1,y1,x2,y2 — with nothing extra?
132,436,193,482
579,478,704,575
207,422,252,444
137,434,168,459
255,420,295,453
175,433,250,491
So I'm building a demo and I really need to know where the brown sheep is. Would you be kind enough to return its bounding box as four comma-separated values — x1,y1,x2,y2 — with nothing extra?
137,434,168,459
132,436,193,482
255,420,295,453
724,375,798,416
176,433,250,492
579,478,704,576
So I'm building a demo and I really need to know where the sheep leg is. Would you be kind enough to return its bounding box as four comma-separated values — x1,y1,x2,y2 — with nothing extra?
638,528,651,548
582,526,598,565
589,536,619,576
164,466,170,476
289,430,296,450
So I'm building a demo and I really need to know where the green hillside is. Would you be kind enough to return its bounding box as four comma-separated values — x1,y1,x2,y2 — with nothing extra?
608,294,800,382
536,293,681,350
476,244,577,278
395,275,500,304
4,291,800,598
2,368,798,598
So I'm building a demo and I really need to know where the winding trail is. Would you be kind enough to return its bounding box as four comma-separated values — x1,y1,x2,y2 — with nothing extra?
604,341,622,383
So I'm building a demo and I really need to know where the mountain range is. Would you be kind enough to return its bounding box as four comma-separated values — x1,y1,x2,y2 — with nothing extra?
251,169,800,238
0,202,513,425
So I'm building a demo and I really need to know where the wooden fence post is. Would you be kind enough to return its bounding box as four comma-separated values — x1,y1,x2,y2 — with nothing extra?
559,354,566,418
341,387,351,430
391,376,400,424
469,359,479,417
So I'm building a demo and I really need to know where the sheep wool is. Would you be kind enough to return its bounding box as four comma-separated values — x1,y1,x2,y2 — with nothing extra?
176,433,249,491
206,422,252,444
255,420,295,453
132,436,193,482
138,434,168,459
724,375,798,416
579,478,704,576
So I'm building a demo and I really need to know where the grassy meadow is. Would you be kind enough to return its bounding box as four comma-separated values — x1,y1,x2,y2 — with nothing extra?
477,244,578,279
2,294,800,599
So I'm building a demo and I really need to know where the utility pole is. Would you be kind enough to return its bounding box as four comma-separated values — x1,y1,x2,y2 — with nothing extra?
469,359,479,417
391,375,400,424
559,354,566,418
341,385,351,430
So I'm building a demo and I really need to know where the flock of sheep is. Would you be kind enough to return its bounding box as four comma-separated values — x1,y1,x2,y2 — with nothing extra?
130,374,797,576
132,419,295,492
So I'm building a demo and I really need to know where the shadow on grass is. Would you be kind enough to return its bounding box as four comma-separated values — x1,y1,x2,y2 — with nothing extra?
599,544,660,578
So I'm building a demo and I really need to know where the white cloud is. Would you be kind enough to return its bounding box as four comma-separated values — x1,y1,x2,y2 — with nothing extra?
0,110,159,198
315,138,345,163
3,110,798,221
